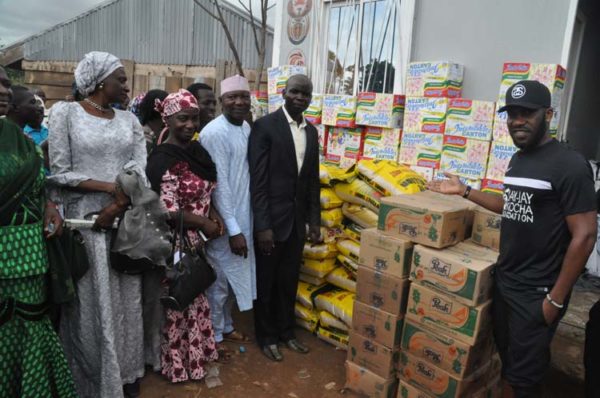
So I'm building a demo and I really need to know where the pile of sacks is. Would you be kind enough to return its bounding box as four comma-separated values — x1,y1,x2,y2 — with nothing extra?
294,159,427,349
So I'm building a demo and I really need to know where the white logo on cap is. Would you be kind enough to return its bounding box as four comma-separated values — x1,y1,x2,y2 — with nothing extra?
512,84,526,99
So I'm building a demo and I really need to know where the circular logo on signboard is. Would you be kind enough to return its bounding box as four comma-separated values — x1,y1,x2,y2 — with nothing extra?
288,49,306,66
288,16,309,45
511,84,526,99
287,0,312,18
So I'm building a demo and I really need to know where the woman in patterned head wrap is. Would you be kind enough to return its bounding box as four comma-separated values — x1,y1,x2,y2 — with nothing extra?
0,66,77,397
47,51,147,397
146,89,225,382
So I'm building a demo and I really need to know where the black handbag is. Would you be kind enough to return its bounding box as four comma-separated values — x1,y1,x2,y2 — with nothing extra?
46,227,90,304
161,209,216,311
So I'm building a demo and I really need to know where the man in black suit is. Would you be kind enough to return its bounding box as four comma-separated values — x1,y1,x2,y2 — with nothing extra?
249,74,321,361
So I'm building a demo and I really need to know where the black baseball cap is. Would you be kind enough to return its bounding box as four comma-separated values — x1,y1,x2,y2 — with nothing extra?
497,80,551,112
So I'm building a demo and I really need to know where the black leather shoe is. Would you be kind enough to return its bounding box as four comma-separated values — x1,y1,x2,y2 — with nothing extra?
285,339,309,354
262,344,283,361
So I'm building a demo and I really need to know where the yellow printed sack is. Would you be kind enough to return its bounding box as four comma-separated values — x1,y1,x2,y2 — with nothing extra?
303,242,338,260
301,258,337,278
314,289,354,326
296,317,318,333
326,267,356,293
319,163,357,186
295,302,318,323
320,226,344,243
321,207,343,227
337,254,359,274
334,179,381,213
320,188,344,209
299,272,327,286
341,203,378,229
341,222,363,243
357,159,426,196
319,310,349,332
296,281,327,309
336,239,361,263
317,326,349,349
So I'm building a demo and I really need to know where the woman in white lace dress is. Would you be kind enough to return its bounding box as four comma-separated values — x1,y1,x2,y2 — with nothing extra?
48,52,147,398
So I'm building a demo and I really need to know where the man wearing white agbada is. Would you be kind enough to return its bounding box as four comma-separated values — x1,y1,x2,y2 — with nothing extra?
200,75,256,358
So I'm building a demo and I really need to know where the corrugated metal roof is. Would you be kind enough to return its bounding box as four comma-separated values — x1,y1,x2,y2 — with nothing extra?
20,0,273,67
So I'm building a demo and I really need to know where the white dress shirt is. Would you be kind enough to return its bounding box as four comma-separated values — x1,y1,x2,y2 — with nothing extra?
282,105,307,174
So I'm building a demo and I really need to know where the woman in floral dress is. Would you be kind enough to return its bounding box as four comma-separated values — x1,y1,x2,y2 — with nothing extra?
146,89,222,383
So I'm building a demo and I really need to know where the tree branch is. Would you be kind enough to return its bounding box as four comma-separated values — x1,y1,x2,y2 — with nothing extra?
192,0,219,20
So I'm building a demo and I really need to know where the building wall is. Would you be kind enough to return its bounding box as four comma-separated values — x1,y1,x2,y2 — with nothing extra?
410,0,571,101
565,0,600,159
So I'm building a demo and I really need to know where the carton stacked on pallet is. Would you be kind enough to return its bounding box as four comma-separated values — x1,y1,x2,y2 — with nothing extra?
484,62,567,193
372,190,500,397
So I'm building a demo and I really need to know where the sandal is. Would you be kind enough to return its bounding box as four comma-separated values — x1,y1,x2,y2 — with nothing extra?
216,344,233,364
223,329,250,343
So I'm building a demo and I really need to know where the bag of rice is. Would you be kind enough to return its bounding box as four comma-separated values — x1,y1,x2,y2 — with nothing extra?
296,317,318,333
341,203,378,228
320,226,344,243
341,221,363,243
299,272,327,286
320,187,344,209
336,239,360,263
301,257,337,278
326,266,356,293
337,254,359,274
317,326,349,349
334,179,381,213
319,163,357,186
303,242,338,260
321,207,343,227
319,310,349,333
295,302,318,323
314,289,354,326
296,281,334,309
357,159,427,196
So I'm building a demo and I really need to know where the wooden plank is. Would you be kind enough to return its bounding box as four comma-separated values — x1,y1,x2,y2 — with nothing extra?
165,76,182,93
0,45,24,67
182,77,195,90
133,75,148,97
148,76,166,90
22,60,77,73
121,59,135,94
24,71,74,87
37,85,71,101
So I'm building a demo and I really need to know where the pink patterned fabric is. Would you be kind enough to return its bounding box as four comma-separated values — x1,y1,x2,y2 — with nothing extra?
159,160,218,383
154,89,199,122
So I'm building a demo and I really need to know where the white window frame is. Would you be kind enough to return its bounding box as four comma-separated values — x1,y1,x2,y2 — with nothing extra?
309,0,415,95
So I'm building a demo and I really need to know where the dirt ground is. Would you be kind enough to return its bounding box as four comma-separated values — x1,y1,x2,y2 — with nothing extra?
140,310,585,398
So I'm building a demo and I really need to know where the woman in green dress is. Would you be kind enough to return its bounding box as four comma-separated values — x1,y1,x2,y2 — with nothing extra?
0,67,77,397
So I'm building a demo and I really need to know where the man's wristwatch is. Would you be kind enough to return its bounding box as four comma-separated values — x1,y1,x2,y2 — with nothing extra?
462,185,472,199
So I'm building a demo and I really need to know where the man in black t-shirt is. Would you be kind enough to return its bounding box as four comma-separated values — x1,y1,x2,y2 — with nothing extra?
430,80,597,398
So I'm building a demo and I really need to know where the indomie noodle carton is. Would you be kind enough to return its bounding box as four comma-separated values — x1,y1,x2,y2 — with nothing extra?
445,99,495,141
397,351,490,398
406,283,492,345
322,94,357,128
398,132,443,169
406,62,464,98
268,93,284,114
361,127,402,161
480,179,504,196
440,136,490,180
378,191,470,249
404,98,448,134
348,330,400,378
345,360,398,398
359,228,414,279
267,65,307,95
401,320,493,379
304,94,323,124
485,142,518,182
410,242,497,306
353,300,404,348
491,101,511,143
356,92,406,128
398,380,435,398
325,127,365,169
497,63,566,136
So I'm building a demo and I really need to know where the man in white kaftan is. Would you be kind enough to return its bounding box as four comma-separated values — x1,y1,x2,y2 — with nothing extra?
200,75,256,346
